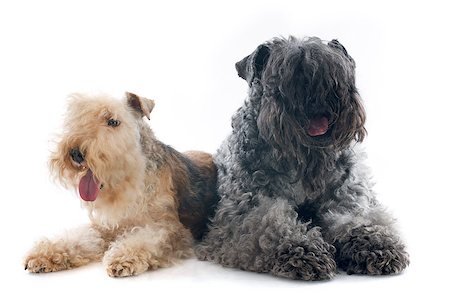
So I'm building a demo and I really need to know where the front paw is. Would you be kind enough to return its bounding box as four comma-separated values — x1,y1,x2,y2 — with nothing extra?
271,234,337,281
336,225,410,275
104,251,150,278
24,240,75,273
106,260,145,277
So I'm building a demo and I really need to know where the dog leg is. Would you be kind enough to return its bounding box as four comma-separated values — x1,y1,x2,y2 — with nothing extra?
103,222,193,277
197,195,336,280
320,190,409,275
24,225,106,273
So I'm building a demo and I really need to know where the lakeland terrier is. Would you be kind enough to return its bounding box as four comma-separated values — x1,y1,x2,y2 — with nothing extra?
196,37,409,280
25,92,218,277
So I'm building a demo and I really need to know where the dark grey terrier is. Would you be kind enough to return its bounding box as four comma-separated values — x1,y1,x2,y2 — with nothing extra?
196,36,409,280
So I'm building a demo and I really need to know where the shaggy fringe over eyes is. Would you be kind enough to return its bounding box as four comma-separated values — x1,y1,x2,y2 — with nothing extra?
258,37,367,152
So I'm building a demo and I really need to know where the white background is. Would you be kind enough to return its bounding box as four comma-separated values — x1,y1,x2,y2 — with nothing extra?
1,0,449,303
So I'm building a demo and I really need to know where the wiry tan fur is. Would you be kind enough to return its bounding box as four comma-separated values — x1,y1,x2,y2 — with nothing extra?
24,92,218,277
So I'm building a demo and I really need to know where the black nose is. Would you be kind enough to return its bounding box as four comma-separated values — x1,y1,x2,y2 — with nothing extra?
70,148,84,164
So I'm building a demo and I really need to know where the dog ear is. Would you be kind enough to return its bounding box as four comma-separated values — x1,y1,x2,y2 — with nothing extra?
235,44,271,85
328,39,355,66
126,92,155,120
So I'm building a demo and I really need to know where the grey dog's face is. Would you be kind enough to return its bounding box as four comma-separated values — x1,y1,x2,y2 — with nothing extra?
236,37,366,151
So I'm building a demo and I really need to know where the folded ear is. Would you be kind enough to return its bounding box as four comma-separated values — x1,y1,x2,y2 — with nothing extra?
126,92,155,120
328,39,355,66
235,44,271,85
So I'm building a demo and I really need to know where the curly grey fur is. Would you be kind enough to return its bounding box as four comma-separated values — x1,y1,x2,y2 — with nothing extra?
196,36,409,280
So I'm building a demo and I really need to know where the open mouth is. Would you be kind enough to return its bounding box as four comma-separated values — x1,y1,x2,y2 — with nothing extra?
306,116,329,137
79,169,103,202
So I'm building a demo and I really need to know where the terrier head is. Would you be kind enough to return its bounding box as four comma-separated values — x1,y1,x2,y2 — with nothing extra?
50,92,155,204
236,36,366,153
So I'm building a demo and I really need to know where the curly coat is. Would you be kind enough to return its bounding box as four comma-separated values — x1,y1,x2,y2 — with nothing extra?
196,37,409,280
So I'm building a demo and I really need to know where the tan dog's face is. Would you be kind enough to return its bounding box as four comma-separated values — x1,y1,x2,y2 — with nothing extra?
50,92,154,203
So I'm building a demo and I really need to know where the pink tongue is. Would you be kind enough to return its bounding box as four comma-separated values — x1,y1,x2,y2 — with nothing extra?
307,117,329,136
79,169,100,202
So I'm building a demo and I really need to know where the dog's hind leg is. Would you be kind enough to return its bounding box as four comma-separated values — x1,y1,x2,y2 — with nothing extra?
24,225,106,273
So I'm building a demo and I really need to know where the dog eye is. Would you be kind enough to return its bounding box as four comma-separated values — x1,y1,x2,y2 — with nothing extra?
107,118,121,127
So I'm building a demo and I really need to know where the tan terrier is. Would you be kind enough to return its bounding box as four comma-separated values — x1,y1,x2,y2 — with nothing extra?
24,92,218,277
